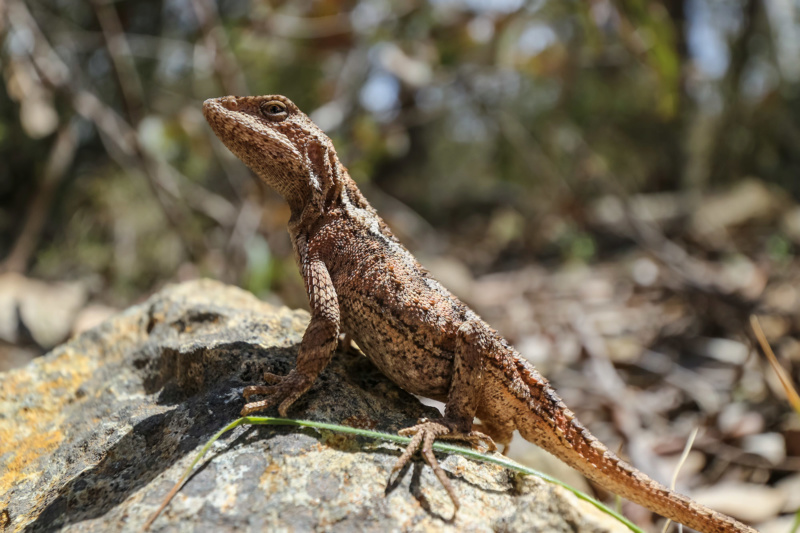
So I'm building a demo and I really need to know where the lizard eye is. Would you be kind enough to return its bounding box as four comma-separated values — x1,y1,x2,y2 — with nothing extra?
260,100,288,121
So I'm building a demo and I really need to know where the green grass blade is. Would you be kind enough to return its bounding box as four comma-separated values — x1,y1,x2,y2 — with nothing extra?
145,416,644,533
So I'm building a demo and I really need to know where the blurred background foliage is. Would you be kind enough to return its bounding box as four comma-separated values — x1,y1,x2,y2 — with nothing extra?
4,1,800,529
3,0,800,311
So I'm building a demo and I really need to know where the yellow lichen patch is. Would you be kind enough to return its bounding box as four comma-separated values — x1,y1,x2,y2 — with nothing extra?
220,484,238,512
0,428,63,495
0,348,96,496
0,348,95,404
41,348,95,378
259,462,285,494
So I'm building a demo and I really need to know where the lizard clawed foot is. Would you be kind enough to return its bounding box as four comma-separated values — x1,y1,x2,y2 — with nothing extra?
241,371,312,417
390,419,498,510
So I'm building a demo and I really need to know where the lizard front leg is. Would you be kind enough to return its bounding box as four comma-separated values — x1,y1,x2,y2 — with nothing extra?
242,256,339,416
391,319,497,509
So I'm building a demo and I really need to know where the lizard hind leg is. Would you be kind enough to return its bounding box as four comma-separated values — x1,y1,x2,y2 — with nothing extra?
391,419,495,511
389,319,498,509
391,420,459,509
398,419,497,451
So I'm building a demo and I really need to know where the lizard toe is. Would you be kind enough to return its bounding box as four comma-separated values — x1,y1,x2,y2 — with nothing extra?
437,429,497,452
391,420,462,510
240,370,314,416
243,384,279,401
261,372,284,384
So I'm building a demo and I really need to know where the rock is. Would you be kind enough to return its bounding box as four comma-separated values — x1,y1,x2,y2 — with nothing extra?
0,279,627,532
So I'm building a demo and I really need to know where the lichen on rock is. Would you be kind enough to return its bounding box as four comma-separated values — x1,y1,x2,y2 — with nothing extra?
0,279,625,532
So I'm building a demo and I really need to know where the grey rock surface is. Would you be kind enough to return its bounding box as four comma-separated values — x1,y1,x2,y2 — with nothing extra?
0,279,625,532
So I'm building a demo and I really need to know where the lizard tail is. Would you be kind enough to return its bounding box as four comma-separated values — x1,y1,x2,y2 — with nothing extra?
511,358,757,533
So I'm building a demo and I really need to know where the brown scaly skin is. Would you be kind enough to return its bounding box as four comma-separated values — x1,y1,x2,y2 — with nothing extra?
203,95,757,533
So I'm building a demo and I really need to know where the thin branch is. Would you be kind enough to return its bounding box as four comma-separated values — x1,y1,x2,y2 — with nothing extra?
2,121,77,273
9,0,238,257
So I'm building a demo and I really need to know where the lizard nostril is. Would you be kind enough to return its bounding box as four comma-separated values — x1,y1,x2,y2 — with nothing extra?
219,96,238,111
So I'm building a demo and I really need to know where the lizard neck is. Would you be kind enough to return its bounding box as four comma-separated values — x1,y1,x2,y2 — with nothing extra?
284,160,353,236
260,165,343,224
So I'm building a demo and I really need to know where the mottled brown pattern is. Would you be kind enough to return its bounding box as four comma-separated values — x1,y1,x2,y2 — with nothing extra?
203,95,755,533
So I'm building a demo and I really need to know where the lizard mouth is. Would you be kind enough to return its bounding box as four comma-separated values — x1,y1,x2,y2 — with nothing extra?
202,97,233,122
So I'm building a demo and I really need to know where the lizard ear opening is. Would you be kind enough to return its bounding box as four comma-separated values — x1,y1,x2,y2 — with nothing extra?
306,139,343,205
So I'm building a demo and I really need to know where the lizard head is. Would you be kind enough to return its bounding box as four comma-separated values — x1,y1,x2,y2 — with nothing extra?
203,94,342,210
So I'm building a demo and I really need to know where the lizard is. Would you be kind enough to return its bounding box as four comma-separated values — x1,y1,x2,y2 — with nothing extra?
202,94,757,533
